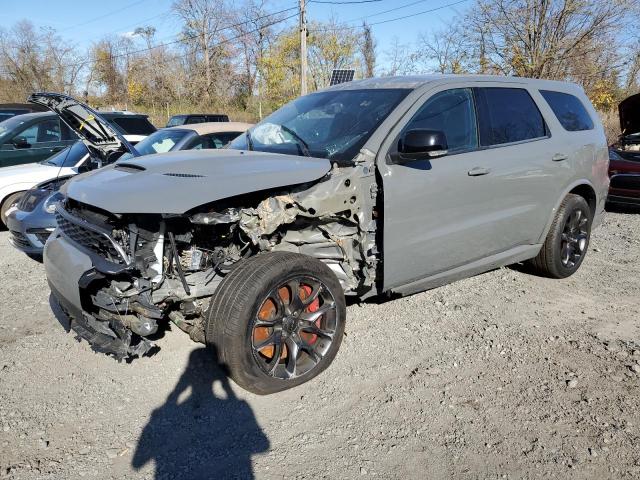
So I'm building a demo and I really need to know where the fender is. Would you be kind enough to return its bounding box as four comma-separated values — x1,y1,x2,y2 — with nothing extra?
536,178,599,244
0,183,35,206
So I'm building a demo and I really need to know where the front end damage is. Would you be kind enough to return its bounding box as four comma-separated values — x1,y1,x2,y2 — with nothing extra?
48,159,379,359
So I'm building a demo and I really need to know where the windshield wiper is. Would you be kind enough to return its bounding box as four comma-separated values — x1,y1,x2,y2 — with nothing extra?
280,125,311,157
246,131,254,151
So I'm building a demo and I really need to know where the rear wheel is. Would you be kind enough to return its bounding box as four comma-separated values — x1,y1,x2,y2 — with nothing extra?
0,191,24,227
205,252,346,395
529,194,592,278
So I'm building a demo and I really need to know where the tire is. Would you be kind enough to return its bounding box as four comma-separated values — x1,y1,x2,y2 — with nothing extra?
0,191,24,227
205,251,346,395
529,194,592,279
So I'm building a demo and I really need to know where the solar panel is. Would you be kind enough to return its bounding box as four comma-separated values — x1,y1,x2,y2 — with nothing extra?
330,69,355,86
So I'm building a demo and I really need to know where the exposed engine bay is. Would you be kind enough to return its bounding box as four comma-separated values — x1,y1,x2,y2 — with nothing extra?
56,162,378,359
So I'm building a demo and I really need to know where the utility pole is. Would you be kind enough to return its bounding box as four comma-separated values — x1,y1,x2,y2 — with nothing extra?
299,0,308,95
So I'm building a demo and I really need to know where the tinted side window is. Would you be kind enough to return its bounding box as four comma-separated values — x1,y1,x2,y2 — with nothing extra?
540,90,594,131
111,117,156,135
476,88,546,146
37,119,61,142
404,88,478,154
186,116,206,124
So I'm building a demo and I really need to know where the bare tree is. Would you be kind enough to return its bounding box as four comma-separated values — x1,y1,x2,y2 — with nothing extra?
382,37,417,76
415,22,468,74
0,21,85,101
466,0,638,80
172,0,233,102
360,22,376,78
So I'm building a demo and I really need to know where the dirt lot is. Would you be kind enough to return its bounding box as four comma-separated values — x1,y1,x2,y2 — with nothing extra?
0,209,639,480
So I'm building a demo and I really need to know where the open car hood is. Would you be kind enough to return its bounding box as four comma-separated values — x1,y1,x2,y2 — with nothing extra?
619,93,640,136
27,92,138,163
64,149,332,214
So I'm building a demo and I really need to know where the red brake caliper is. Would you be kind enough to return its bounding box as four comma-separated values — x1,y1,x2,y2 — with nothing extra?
300,285,320,345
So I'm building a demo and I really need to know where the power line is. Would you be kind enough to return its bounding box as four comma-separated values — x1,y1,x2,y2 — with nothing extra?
137,4,299,49
344,0,432,22
309,0,382,3
368,0,469,26
58,0,152,32
309,0,470,31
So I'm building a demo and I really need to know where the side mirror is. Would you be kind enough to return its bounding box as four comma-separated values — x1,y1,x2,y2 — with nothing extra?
397,129,448,162
10,136,30,149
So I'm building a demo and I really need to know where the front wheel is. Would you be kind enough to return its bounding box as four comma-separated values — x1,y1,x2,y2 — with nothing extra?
529,193,592,278
1,191,24,227
205,252,346,395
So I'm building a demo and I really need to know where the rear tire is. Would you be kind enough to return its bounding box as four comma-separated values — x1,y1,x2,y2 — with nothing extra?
205,251,346,395
529,194,592,278
0,191,24,227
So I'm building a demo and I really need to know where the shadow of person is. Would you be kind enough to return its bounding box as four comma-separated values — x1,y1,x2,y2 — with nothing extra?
132,347,270,480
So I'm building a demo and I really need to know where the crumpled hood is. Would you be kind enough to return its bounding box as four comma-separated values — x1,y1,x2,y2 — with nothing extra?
65,149,331,214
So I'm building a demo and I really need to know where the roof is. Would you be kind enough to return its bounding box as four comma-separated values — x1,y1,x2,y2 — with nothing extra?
4,111,55,121
323,74,583,92
169,114,228,117
0,103,48,112
99,111,149,118
166,121,253,135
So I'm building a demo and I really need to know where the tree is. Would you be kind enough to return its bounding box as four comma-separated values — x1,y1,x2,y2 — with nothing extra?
0,21,84,101
465,0,638,81
382,37,417,76
307,18,359,89
416,22,468,74
172,0,234,103
360,22,376,78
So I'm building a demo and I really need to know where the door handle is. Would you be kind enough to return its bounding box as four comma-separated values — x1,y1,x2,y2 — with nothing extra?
552,153,568,162
468,167,491,176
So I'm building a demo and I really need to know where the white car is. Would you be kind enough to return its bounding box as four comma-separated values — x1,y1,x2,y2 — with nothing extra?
0,141,90,225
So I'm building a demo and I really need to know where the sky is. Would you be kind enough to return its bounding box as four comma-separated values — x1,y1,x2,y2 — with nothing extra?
0,0,469,70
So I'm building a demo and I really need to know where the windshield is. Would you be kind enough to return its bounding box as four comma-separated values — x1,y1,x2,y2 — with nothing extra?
41,141,89,167
167,116,186,127
228,88,410,162
119,129,190,160
0,115,32,141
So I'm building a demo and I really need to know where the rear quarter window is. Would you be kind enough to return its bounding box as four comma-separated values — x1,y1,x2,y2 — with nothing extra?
540,90,594,131
475,87,547,146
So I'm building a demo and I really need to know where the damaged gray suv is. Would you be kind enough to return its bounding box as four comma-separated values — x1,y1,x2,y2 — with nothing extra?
39,76,609,394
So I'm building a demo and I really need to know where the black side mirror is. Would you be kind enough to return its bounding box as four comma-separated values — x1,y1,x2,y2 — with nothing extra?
10,136,30,149
397,129,448,162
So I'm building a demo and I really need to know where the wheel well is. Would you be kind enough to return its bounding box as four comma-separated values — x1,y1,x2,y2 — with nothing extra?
569,184,596,217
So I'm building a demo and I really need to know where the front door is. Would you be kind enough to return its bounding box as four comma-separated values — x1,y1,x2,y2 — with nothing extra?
0,118,69,168
378,84,556,290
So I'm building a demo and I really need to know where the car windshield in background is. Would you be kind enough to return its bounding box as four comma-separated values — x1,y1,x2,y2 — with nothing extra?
110,117,156,135
41,141,89,168
228,89,410,162
119,129,189,161
0,115,29,140
166,116,186,127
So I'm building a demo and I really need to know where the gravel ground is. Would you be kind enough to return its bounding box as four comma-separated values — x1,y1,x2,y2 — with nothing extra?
0,210,639,480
